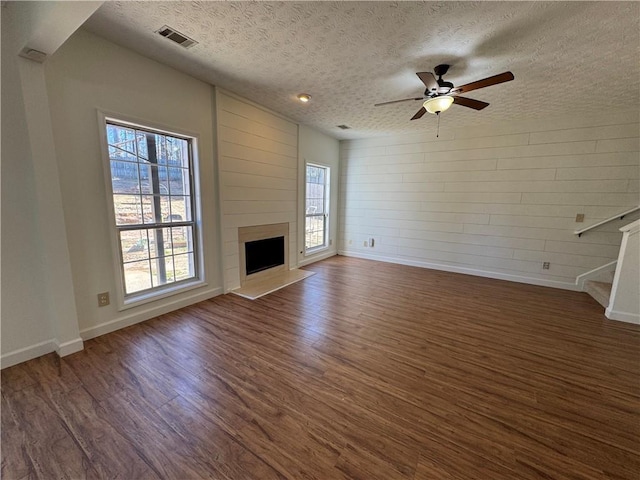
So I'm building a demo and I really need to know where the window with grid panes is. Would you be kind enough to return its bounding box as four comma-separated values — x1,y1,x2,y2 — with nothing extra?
305,164,329,252
105,121,199,298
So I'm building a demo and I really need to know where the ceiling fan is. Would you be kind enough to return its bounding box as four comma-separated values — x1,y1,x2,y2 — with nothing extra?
375,64,514,120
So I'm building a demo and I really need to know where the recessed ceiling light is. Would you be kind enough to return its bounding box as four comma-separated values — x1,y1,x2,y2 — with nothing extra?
297,93,311,103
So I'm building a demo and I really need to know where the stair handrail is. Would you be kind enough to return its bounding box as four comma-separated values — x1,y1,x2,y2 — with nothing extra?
574,205,640,237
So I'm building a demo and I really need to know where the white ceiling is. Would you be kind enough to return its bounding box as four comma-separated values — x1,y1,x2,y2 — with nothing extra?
83,1,639,140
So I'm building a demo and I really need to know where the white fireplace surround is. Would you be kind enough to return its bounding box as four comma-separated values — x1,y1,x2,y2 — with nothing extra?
238,223,289,286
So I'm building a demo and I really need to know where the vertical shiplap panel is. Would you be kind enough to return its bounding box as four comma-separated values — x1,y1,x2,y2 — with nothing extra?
339,115,640,289
217,92,298,291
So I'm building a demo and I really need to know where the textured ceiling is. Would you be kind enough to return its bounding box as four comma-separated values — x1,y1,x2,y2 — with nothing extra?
83,1,639,140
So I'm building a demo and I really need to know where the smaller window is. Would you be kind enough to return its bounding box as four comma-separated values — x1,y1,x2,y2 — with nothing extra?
104,119,202,303
305,164,330,252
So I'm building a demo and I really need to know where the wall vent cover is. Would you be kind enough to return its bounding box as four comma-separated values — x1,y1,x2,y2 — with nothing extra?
157,26,197,48
337,125,351,130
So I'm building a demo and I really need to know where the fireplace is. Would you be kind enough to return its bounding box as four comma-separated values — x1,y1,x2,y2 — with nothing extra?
245,236,285,275
238,223,289,285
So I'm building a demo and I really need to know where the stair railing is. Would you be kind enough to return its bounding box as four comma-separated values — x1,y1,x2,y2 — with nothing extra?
574,205,640,237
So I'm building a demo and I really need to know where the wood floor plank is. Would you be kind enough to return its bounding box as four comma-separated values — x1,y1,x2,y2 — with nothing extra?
2,256,639,479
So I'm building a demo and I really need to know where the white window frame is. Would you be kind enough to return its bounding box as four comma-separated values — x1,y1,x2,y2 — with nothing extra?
98,111,205,310
304,163,330,255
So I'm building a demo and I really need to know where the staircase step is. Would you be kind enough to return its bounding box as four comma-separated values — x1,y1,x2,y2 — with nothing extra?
584,280,612,308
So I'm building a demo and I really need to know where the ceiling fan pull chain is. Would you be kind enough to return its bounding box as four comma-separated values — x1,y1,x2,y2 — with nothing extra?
436,112,441,138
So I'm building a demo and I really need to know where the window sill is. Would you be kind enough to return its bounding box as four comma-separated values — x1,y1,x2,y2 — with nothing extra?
119,279,207,311
304,245,330,256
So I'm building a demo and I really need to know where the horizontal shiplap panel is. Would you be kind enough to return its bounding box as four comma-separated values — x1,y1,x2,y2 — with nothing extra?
489,214,577,230
521,192,638,206
555,166,640,180
224,200,297,215
220,142,297,169
395,237,514,259
358,217,464,233
222,172,295,191
221,156,297,180
418,202,584,218
351,191,522,204
224,212,296,228
219,110,297,147
513,249,615,269
219,126,297,158
402,159,497,176
386,133,529,156
219,93,297,135
444,180,628,193
529,124,639,144
223,187,297,202
340,182,444,193
417,168,556,183
544,240,621,258
362,209,490,225
463,223,622,245
595,137,639,153
497,151,639,170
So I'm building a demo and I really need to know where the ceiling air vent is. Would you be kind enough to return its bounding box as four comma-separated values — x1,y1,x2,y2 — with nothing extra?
337,125,351,130
157,26,197,48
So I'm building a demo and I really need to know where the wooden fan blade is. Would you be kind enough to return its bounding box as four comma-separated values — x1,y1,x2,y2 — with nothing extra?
411,106,427,120
374,97,423,107
451,71,514,94
453,96,490,110
417,72,438,92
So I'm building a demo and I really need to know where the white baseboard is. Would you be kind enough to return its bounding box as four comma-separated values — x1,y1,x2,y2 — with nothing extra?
338,250,580,291
605,307,640,324
80,286,223,340
55,337,84,357
1,339,56,369
298,250,337,267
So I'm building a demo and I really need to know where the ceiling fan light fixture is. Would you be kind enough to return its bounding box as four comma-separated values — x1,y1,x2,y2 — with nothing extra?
297,93,311,103
423,96,454,114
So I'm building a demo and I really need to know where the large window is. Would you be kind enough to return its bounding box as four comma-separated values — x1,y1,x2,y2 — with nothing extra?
104,120,200,300
305,164,330,252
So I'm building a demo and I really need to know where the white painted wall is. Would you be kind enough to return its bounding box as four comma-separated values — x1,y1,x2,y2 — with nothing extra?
339,111,639,290
298,125,340,266
1,3,55,363
607,220,640,324
1,2,97,367
216,91,299,292
44,29,222,339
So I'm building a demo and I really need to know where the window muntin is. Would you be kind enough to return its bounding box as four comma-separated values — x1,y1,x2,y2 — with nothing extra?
105,121,198,297
305,164,329,252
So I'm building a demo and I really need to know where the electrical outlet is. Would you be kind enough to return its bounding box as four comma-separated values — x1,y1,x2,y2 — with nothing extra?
363,240,368,247
542,262,550,270
97,292,110,307
575,213,585,223
329,239,333,246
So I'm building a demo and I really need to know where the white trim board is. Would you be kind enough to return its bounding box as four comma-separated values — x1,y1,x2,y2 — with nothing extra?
605,307,640,325
1,340,56,369
80,286,223,341
338,250,581,291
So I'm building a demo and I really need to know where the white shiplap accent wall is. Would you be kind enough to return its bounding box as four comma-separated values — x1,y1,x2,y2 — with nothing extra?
339,111,640,290
217,91,298,291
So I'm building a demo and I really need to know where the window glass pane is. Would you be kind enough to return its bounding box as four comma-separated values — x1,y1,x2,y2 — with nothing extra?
139,166,169,195
171,226,193,254
151,256,175,287
107,125,138,162
168,168,187,194
148,227,172,259
113,194,142,225
120,230,149,263
170,196,190,222
138,164,152,194
305,164,328,251
136,132,148,159
123,260,152,294
155,134,169,165
174,253,195,282
110,161,140,194
141,195,155,224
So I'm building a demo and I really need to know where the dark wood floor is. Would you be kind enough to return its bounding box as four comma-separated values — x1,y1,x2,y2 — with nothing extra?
2,256,639,479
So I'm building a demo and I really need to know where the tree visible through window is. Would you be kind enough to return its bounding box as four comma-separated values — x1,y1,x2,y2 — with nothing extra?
105,121,198,296
305,164,329,251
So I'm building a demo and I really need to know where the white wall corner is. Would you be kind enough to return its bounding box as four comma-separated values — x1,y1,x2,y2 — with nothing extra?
55,337,84,357
604,307,640,325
